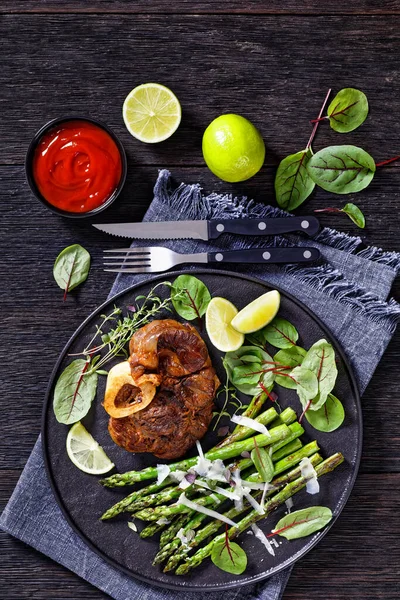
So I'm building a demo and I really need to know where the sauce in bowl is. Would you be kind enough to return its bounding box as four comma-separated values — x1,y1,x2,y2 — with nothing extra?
32,120,123,214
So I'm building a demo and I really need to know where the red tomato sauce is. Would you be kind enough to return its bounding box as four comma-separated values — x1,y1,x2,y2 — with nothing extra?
32,120,123,213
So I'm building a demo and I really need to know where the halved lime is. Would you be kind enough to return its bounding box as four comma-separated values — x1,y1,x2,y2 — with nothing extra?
231,290,281,334
206,297,244,352
123,83,181,143
66,422,115,475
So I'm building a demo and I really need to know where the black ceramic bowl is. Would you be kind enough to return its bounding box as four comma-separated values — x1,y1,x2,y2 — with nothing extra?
25,116,127,218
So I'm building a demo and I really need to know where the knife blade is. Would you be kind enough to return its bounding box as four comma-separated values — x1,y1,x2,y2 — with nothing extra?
93,216,320,240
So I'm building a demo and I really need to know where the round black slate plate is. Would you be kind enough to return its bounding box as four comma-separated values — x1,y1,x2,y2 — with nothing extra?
42,270,362,591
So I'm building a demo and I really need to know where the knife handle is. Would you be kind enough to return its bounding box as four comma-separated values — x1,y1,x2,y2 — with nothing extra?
208,247,321,264
208,216,320,239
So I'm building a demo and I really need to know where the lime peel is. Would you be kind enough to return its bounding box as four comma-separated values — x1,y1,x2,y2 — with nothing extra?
66,422,115,475
206,297,244,352
231,290,281,334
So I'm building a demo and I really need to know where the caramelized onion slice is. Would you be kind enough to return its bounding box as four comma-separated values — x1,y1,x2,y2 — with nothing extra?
103,361,157,418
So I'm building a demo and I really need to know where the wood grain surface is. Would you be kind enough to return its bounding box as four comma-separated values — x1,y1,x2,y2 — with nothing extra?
2,1,400,14
0,7,399,600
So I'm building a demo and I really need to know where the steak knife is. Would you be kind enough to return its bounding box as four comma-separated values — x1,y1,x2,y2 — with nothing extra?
93,216,320,240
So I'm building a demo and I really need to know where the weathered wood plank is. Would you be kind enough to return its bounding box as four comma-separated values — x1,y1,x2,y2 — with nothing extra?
1,15,400,168
1,1,400,14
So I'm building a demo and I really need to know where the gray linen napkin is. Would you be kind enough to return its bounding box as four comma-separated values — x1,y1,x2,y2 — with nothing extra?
1,169,399,600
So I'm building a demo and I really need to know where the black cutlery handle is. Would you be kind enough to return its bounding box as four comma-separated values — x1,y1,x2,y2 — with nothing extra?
208,216,320,239
208,247,321,264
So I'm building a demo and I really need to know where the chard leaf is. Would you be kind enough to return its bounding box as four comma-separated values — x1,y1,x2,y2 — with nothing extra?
307,145,376,194
53,244,91,299
252,317,299,350
290,366,319,407
53,359,98,425
305,393,345,432
327,88,369,133
232,364,263,386
342,202,366,228
171,275,211,320
272,506,332,540
251,445,274,482
302,339,338,410
224,346,275,395
273,346,307,389
211,540,247,574
275,149,315,210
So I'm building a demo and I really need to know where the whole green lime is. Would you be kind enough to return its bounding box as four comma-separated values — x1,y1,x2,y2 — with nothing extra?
202,114,265,182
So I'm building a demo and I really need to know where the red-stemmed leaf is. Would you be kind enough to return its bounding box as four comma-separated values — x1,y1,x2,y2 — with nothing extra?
275,149,315,211
327,88,369,133
53,359,98,425
269,506,332,540
53,244,91,301
307,145,376,194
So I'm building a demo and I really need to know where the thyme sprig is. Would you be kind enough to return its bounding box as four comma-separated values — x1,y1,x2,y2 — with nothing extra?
212,368,244,431
71,282,184,375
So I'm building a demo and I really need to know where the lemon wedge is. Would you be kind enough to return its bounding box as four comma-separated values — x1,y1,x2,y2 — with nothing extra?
66,422,115,475
205,297,244,352
231,290,281,334
123,83,181,143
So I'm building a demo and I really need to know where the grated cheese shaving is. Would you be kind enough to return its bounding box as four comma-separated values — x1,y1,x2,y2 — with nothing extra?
194,479,241,501
251,523,276,556
178,477,193,490
231,414,271,437
243,490,265,515
156,517,171,525
156,464,170,485
300,457,320,495
178,493,237,526
169,469,187,483
176,527,195,548
285,497,294,513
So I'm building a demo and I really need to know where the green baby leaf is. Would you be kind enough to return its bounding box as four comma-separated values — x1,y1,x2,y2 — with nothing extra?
290,366,319,408
307,145,376,194
171,275,211,320
251,444,274,483
273,346,307,389
305,393,345,432
275,149,315,210
53,359,98,425
327,88,369,133
271,506,333,540
302,339,338,410
224,346,275,395
249,317,299,350
53,244,91,300
314,202,366,229
211,540,248,574
342,202,366,228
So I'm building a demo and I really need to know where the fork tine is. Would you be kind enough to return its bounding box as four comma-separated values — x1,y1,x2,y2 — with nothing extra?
104,267,154,273
103,261,151,267
103,248,151,254
103,256,152,262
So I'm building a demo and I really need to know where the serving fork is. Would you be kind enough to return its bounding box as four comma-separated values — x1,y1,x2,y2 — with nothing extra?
103,246,321,273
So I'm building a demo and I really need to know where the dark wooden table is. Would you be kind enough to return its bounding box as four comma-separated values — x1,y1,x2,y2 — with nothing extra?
1,2,399,599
